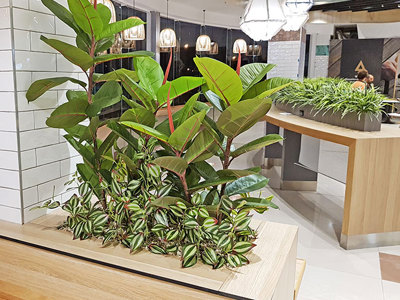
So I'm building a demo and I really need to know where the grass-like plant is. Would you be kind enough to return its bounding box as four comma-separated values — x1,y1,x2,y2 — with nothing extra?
277,78,387,118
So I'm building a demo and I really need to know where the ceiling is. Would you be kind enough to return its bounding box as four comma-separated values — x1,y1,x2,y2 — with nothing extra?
311,0,400,12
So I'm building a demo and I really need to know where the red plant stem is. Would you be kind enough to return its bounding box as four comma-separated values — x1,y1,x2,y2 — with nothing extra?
167,82,174,134
236,49,241,76
163,47,173,85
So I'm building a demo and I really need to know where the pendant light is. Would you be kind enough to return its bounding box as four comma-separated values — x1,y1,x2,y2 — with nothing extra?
233,39,247,54
247,44,262,56
209,41,219,55
196,10,211,52
282,12,309,31
284,0,313,14
160,0,176,48
123,0,145,41
240,0,287,41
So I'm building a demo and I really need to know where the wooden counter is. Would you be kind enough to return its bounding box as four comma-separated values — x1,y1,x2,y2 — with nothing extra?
0,213,298,300
265,105,400,249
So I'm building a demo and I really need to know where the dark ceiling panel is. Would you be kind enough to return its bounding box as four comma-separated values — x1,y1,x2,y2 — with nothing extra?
311,0,400,12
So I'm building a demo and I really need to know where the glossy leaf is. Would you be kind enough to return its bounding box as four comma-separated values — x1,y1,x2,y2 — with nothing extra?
156,77,205,105
97,3,111,26
107,121,138,150
120,107,155,128
117,71,155,112
231,134,283,158
188,177,236,192
177,92,200,126
130,233,144,252
42,0,81,33
97,17,145,40
216,169,257,179
168,110,206,152
194,56,242,106
96,68,138,83
182,254,197,268
26,77,86,102
134,57,164,99
66,90,87,102
240,63,275,94
192,161,219,180
120,121,169,142
242,77,294,100
153,156,188,175
225,174,269,196
182,244,197,259
233,241,255,254
216,97,272,138
94,51,153,65
86,81,122,117
46,98,88,128
184,129,216,163
68,0,103,37
202,88,225,112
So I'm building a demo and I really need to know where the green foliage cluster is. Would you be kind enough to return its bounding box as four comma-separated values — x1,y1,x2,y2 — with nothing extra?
29,0,293,268
277,77,386,118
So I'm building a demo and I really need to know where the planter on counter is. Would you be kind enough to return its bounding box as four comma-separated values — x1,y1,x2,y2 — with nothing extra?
275,102,382,132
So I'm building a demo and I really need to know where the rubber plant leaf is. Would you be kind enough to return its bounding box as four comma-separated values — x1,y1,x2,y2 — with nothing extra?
168,110,206,152
185,129,217,164
239,63,275,94
86,81,122,117
67,0,103,37
46,98,88,128
153,156,188,176
41,0,81,34
194,56,242,106
231,134,283,158
95,69,138,83
156,77,205,106
120,121,169,143
225,174,269,196
97,17,145,40
120,107,156,128
40,35,93,71
94,51,154,65
134,56,164,99
26,77,86,102
242,77,294,100
216,97,272,138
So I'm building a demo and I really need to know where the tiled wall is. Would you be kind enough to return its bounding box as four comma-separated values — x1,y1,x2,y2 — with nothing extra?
0,0,82,223
308,33,331,78
267,41,303,80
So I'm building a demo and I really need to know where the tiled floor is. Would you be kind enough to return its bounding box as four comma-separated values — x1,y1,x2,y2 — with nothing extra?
235,121,400,300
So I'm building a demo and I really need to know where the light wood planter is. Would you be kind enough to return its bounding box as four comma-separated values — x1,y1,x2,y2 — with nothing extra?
0,214,298,300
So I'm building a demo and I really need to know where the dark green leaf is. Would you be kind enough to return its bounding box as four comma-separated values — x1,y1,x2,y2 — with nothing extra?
86,81,122,117
42,0,81,33
121,121,168,142
153,156,188,175
68,0,103,37
46,98,88,128
225,174,269,196
134,56,164,99
26,77,86,102
120,107,155,128
184,129,216,163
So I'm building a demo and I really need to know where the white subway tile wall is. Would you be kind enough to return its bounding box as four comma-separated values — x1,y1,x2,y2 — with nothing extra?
0,2,83,223
267,41,302,80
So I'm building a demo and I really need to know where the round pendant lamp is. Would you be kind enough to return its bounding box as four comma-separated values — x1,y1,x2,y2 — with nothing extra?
240,0,287,41
160,0,176,48
282,12,309,31
196,10,211,52
209,41,219,55
284,0,314,14
247,44,262,56
123,0,145,41
233,39,247,54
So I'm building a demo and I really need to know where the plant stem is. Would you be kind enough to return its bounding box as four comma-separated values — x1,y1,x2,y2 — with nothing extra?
220,138,233,195
179,172,190,201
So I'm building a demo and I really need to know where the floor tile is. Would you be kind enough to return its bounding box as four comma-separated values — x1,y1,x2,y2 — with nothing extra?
379,252,400,284
297,265,384,300
382,280,400,300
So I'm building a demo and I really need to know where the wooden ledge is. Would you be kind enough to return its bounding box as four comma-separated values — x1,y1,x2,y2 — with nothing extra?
0,213,298,300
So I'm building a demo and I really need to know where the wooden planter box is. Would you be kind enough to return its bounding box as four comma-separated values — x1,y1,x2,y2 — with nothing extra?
0,213,298,300
275,102,382,132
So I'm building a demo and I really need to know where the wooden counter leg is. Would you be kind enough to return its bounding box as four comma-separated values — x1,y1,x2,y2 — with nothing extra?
341,138,400,249
280,129,318,191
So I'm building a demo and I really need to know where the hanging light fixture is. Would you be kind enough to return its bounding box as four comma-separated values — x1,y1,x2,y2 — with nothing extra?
209,41,219,55
282,12,309,31
160,0,176,48
240,0,287,41
233,39,247,54
284,0,314,14
123,0,145,41
196,10,211,52
247,44,262,56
